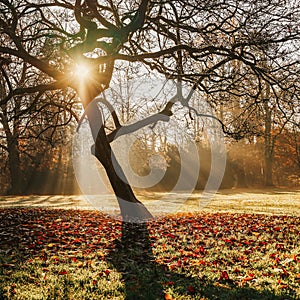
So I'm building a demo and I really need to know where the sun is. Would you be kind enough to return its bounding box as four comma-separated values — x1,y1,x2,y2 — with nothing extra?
72,62,95,105
73,62,91,80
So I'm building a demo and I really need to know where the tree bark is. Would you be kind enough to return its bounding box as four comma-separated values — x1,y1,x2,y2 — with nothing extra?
264,153,274,186
263,94,274,187
84,100,153,222
1,107,24,194
7,141,24,194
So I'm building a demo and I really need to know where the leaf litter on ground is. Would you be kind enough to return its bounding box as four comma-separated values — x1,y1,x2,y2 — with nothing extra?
0,207,299,299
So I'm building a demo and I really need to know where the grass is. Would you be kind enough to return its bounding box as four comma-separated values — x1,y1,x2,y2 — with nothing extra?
1,188,299,216
0,206,299,299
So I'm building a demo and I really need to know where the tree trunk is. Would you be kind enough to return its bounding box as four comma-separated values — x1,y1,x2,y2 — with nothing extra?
264,151,274,187
7,142,24,194
264,100,274,187
85,100,153,222
263,80,274,187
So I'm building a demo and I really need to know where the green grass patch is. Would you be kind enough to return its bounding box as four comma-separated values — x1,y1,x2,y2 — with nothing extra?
0,208,299,299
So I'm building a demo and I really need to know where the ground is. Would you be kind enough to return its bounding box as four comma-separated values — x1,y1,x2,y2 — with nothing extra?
1,187,299,216
0,188,299,299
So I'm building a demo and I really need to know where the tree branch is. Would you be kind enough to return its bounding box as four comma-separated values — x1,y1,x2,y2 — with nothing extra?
107,94,177,143
0,82,67,106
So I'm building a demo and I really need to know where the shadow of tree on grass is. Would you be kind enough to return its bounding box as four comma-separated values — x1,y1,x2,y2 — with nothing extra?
107,221,293,300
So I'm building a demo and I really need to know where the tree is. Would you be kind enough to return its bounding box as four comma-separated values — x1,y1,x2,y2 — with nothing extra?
273,124,300,186
0,13,80,194
1,0,299,220
200,33,300,186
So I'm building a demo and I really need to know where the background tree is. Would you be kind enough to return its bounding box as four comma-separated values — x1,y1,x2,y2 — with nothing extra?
0,4,80,194
0,56,80,194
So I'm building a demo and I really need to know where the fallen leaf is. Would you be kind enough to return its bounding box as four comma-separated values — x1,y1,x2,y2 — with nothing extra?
58,270,68,275
187,285,195,294
219,271,230,281
243,276,254,282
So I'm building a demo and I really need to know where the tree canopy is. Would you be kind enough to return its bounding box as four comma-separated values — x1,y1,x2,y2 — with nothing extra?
1,0,299,106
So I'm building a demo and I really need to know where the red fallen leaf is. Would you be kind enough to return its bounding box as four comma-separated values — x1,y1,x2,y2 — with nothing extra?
104,269,110,276
259,241,267,245
177,260,182,267
224,238,232,244
187,285,195,294
71,238,82,245
293,255,298,262
243,276,254,282
166,233,176,239
219,271,230,281
71,257,77,262
165,294,173,300
195,246,205,254
28,243,35,249
276,243,284,250
58,270,68,275
164,281,174,286
92,280,97,285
